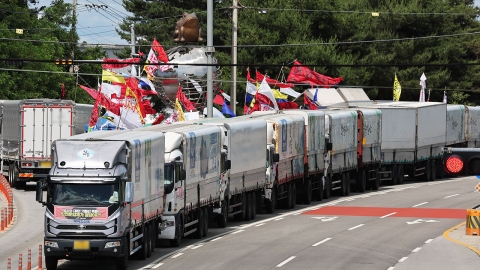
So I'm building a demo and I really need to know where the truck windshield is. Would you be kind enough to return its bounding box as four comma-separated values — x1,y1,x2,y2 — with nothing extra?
164,164,174,194
48,183,119,206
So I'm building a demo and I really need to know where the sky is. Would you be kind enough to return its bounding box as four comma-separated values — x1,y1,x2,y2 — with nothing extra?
35,1,480,46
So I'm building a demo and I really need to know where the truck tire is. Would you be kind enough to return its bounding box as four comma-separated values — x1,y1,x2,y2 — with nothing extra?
372,168,380,190
303,178,312,204
423,160,432,181
146,224,152,258
195,209,204,239
244,193,252,221
316,175,324,201
8,164,16,188
291,184,296,209
139,226,148,260
251,193,257,220
397,165,404,185
170,216,182,247
345,173,350,196
323,175,331,199
286,184,293,209
391,165,398,185
216,200,228,228
340,173,347,196
203,207,209,237
265,188,276,214
436,159,444,179
430,160,436,181
115,238,128,270
45,257,58,270
235,193,246,221
356,169,366,193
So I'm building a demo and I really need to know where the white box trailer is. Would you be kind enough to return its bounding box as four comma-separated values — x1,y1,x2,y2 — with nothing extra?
280,110,327,202
37,129,165,270
466,106,480,148
446,105,467,147
194,117,267,224
1,99,90,188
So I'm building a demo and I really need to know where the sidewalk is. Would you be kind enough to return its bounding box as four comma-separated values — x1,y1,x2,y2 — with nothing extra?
445,222,480,255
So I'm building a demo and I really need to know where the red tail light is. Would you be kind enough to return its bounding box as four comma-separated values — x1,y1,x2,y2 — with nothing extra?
445,155,463,174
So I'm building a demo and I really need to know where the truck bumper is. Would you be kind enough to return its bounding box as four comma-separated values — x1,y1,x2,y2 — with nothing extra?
159,215,176,240
44,237,125,259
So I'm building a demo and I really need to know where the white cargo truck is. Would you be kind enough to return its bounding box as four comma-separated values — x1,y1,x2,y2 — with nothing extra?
1,99,91,188
139,124,223,247
35,129,166,270
194,117,267,224
446,105,467,147
466,106,480,148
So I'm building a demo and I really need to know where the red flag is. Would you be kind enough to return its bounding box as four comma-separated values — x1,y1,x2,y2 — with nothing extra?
304,93,318,110
79,84,99,100
140,99,157,114
277,101,299,110
176,84,196,111
255,92,275,107
152,38,169,63
152,114,165,125
247,69,256,83
102,58,141,69
287,60,343,87
213,94,224,106
256,71,294,88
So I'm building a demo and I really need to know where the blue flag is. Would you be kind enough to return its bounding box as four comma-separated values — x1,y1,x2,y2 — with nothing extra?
313,88,318,102
222,101,236,117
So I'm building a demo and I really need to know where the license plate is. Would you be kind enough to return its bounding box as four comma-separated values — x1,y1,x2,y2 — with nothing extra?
40,161,52,168
73,240,90,250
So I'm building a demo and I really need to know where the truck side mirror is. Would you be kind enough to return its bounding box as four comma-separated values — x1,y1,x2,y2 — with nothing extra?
273,153,280,163
36,181,44,203
124,182,133,203
179,169,186,180
225,160,231,170
326,142,333,151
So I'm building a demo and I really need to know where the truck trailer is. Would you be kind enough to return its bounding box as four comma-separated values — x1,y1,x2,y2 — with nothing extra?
1,99,91,188
36,129,165,270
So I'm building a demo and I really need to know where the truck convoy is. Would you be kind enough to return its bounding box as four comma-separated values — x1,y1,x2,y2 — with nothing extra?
1,99,92,188
36,129,165,270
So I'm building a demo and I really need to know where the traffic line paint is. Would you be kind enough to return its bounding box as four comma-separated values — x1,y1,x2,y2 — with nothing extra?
412,247,421,252
211,237,223,242
152,262,164,269
191,245,203,250
348,224,364,231
312,238,331,247
302,206,465,219
170,253,183,258
398,257,408,262
412,202,429,207
380,212,397,218
387,267,395,270
444,194,459,198
276,256,296,267
274,217,284,221
443,222,480,256
425,239,433,244
255,223,265,227
292,212,302,215
231,230,244,234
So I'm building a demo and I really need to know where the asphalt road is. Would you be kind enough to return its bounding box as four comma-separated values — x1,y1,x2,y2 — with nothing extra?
1,176,478,270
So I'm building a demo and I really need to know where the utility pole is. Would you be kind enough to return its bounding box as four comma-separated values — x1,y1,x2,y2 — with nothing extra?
206,0,214,118
130,24,135,56
70,0,77,74
231,0,238,115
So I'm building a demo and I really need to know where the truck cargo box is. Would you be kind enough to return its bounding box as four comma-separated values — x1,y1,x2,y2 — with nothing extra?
356,108,382,166
466,106,480,147
446,105,467,146
336,88,370,102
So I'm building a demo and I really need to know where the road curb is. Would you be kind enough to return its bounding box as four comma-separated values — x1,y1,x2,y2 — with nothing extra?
443,221,480,256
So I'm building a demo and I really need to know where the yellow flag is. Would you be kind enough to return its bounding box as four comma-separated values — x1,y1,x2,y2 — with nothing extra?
175,98,186,121
393,74,401,101
273,89,288,99
102,70,126,84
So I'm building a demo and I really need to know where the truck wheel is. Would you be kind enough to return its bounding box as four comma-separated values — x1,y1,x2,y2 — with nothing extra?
170,216,182,247
430,160,436,181
251,193,257,220
146,224,152,258
372,168,380,190
139,226,148,260
244,193,252,221
203,207,209,237
196,208,205,239
45,256,58,270
216,200,228,228
286,184,293,209
265,188,276,214
357,170,366,193
391,165,398,185
340,173,347,196
436,159,444,179
397,165,404,185
345,173,350,196
423,161,432,181
8,164,16,188
323,175,331,199
115,239,128,270
316,175,324,201
291,184,296,209
303,178,312,204
235,193,246,221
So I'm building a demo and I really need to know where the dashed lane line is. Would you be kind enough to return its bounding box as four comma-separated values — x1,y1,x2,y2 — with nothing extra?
412,202,428,207
312,238,331,247
276,256,296,267
347,224,365,231
380,212,397,218
170,253,183,259
444,194,459,198
412,247,421,252
398,257,408,262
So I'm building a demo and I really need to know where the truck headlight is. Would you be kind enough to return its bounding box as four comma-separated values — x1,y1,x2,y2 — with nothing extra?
105,241,121,248
45,241,58,248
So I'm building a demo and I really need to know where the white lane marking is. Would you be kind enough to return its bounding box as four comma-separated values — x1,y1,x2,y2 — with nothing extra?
398,257,408,262
387,267,395,270
406,219,439,225
152,263,164,269
444,194,459,198
380,212,397,218
425,239,433,244
142,263,156,269
255,223,265,227
171,253,183,258
412,247,421,252
231,229,244,234
311,216,337,222
191,244,203,250
348,224,365,231
293,212,302,215
275,217,284,221
412,202,428,207
312,238,332,247
276,256,296,267
211,237,223,242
